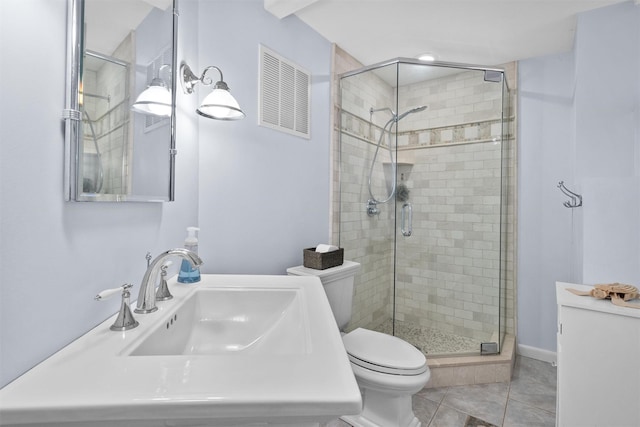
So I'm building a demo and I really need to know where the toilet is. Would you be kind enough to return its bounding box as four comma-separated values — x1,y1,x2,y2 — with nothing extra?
287,261,430,427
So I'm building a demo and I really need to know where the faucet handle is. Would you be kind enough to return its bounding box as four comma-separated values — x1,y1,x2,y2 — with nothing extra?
95,284,132,301
156,261,173,301
95,284,139,331
160,261,173,273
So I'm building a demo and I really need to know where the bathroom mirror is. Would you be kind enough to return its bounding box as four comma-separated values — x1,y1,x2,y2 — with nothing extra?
64,0,177,202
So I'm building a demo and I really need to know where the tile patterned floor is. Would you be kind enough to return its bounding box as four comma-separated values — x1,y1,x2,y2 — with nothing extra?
321,356,557,427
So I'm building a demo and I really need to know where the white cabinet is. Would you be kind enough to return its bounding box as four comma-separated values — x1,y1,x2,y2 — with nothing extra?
556,282,640,427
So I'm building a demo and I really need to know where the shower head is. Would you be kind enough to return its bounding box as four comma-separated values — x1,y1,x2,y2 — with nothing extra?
396,105,427,121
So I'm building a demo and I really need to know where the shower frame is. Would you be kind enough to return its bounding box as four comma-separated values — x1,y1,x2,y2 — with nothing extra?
336,57,512,357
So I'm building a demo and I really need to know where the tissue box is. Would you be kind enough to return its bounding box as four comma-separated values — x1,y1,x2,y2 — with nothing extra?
303,247,344,270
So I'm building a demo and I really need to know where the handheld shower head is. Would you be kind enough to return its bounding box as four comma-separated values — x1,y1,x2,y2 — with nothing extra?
366,104,427,207
396,105,427,121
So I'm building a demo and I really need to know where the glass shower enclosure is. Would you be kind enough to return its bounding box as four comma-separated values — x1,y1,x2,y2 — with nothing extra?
80,51,131,196
338,58,512,357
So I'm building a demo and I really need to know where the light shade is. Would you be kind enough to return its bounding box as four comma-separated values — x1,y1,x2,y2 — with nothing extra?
131,78,171,117
196,82,245,121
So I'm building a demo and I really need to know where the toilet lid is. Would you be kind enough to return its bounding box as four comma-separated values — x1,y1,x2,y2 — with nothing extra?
342,328,428,375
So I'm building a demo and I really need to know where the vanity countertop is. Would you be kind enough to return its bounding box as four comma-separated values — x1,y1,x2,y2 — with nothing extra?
0,274,361,426
556,282,640,318
556,281,640,426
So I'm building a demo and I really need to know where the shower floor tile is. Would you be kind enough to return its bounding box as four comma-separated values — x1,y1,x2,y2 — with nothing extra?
373,320,484,356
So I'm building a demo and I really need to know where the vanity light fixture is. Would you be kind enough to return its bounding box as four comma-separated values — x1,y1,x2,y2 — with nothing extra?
180,62,245,121
131,64,172,117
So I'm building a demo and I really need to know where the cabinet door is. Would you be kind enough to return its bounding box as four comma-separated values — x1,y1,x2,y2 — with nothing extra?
558,306,640,426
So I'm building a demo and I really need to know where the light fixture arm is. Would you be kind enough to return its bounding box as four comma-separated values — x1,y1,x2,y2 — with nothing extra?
179,61,245,121
200,66,224,86
157,64,171,80
181,63,229,94
148,64,171,89
180,63,200,94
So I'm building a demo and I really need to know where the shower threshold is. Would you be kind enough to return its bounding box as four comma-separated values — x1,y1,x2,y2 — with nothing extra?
371,320,515,388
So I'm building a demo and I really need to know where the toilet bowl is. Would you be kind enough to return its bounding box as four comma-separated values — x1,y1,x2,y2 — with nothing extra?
287,261,430,427
341,327,430,427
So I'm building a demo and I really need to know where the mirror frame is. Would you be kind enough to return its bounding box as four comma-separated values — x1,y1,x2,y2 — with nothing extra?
63,0,177,202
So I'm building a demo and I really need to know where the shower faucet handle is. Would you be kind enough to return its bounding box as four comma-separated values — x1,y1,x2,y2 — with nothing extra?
366,199,380,216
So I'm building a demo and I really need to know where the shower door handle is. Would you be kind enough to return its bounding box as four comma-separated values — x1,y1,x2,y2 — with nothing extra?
401,202,412,237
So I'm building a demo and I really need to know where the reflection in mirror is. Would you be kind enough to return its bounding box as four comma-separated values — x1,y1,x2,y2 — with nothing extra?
64,0,176,202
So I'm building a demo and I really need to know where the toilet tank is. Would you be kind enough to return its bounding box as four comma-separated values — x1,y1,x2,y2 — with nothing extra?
286,261,360,331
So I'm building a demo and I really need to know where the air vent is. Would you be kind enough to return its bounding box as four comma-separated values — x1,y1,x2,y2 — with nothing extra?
259,45,311,139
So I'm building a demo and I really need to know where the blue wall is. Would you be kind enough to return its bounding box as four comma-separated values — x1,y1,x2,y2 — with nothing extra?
0,0,200,387
574,1,640,284
518,50,576,354
517,1,640,354
193,0,333,274
0,0,331,387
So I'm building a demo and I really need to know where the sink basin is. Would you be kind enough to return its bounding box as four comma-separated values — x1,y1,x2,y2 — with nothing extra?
0,275,361,426
128,287,309,356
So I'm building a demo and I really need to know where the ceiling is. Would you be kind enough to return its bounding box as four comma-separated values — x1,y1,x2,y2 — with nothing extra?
85,0,173,57
265,0,630,67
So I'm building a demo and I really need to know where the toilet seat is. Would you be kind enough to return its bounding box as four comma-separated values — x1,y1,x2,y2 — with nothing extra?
343,328,427,376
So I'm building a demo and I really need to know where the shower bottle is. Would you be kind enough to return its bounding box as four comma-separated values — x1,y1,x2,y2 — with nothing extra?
178,226,201,283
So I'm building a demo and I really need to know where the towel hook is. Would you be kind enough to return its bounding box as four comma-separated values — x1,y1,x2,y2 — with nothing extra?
558,181,582,208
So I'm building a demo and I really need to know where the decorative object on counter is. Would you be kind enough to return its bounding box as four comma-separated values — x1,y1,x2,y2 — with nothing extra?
567,283,640,309
303,245,344,270
558,181,583,208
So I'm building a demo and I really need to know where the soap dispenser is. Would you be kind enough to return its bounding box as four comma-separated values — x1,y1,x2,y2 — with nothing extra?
178,227,201,283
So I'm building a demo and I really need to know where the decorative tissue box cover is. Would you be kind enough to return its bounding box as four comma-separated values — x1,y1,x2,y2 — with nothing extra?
303,247,344,270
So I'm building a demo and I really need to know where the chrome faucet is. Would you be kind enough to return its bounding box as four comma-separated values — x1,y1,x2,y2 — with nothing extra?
134,248,203,314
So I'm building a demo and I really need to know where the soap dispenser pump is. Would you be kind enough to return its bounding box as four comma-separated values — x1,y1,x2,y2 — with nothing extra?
178,227,201,283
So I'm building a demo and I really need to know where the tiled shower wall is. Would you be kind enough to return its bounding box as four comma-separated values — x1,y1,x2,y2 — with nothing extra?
332,45,517,344
394,142,503,341
337,60,396,330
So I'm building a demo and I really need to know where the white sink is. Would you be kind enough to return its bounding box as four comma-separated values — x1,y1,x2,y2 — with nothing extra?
0,275,361,427
128,287,308,356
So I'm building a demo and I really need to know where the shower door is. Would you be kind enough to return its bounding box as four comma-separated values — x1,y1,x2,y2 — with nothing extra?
339,58,511,358
81,52,131,195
